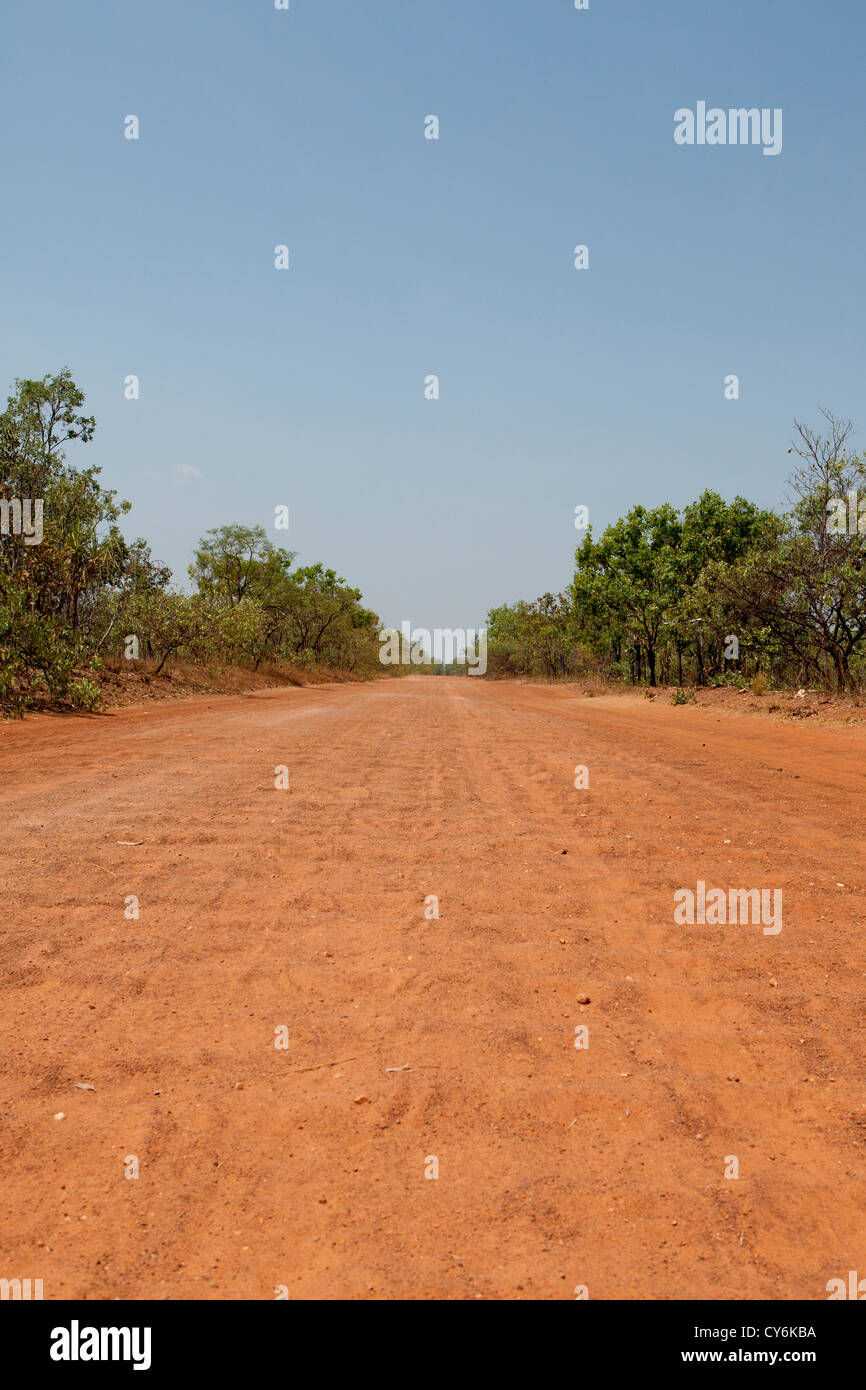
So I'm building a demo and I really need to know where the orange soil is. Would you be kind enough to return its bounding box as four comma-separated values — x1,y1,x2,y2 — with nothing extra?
1,677,864,1299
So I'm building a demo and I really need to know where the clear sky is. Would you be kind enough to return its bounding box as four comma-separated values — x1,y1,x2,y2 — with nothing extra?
2,1,864,634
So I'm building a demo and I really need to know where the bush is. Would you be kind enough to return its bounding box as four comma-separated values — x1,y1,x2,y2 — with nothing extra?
1,371,382,709
0,591,78,712
67,678,102,711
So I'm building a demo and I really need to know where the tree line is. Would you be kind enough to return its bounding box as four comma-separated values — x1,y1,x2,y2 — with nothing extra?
487,411,866,692
0,370,382,713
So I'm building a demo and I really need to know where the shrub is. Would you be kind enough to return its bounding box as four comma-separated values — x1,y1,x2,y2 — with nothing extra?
67,678,102,711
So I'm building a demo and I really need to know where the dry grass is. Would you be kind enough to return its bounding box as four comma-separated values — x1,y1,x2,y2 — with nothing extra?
25,658,393,713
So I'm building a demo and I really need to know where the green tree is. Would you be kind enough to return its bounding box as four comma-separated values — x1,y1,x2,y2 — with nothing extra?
0,370,135,706
573,504,681,686
189,525,296,606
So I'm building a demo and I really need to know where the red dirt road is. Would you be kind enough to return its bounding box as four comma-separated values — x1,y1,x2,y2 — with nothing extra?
1,677,865,1300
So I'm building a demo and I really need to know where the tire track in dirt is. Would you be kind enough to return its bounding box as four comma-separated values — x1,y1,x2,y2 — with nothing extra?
469,683,866,1296
1,678,864,1299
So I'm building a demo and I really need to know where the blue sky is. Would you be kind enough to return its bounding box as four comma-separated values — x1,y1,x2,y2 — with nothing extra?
2,0,864,633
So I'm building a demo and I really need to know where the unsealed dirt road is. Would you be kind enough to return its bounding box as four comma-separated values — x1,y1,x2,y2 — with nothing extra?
2,678,865,1300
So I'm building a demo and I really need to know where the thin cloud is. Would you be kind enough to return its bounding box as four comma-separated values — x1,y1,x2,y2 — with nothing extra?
171,464,202,487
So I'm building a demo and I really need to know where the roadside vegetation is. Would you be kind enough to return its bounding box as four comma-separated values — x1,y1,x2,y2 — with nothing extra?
487,411,866,692
0,370,383,714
